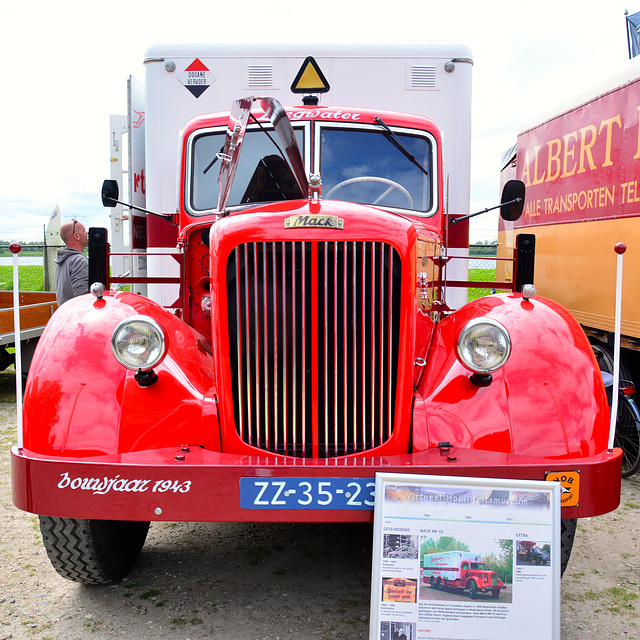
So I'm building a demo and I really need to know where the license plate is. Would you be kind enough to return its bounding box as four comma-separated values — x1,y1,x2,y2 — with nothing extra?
240,477,376,510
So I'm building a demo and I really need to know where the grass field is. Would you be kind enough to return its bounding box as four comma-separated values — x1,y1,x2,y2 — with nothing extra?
0,266,45,291
469,266,501,301
469,267,496,281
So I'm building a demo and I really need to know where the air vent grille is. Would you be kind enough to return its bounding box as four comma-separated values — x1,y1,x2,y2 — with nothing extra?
409,65,437,89
246,64,276,89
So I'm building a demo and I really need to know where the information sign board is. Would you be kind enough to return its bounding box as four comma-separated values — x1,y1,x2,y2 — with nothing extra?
369,474,561,640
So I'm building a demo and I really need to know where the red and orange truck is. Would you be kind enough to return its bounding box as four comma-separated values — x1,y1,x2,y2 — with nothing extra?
422,551,504,599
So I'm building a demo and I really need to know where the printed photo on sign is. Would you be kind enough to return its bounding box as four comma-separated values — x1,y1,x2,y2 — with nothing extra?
379,621,416,640
418,537,512,603
383,534,419,560
516,540,551,567
383,484,552,511
382,577,418,604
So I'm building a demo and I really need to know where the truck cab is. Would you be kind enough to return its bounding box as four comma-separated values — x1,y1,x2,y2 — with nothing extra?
460,560,503,598
177,98,443,456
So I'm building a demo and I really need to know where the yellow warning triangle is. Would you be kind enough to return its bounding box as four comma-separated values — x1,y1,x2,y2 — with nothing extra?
291,57,330,94
297,65,324,89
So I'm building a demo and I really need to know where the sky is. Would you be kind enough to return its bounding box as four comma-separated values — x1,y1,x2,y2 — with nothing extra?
0,0,636,243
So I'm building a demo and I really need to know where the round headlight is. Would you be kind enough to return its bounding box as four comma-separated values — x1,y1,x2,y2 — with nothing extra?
111,317,166,371
457,318,511,374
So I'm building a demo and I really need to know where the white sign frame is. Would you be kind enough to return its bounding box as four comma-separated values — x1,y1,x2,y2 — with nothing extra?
369,473,561,640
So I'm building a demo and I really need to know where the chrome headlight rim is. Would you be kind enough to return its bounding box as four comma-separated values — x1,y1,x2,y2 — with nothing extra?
456,317,511,374
111,316,167,372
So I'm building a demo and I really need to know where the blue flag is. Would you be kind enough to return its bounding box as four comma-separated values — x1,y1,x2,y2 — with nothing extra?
627,11,640,58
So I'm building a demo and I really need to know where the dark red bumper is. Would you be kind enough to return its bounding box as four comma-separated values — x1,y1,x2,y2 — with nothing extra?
11,445,621,522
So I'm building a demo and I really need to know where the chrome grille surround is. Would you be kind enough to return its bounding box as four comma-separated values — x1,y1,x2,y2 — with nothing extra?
226,241,402,458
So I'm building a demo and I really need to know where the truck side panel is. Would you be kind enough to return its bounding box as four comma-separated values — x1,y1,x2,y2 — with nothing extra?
499,59,640,343
0,291,57,346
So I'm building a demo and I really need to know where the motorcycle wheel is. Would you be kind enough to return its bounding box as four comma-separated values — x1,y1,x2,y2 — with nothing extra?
590,343,640,477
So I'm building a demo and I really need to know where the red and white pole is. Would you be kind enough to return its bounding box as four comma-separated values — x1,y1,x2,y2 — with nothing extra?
609,242,626,450
10,242,23,449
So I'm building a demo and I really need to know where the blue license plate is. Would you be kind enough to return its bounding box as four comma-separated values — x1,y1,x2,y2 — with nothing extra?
240,477,376,510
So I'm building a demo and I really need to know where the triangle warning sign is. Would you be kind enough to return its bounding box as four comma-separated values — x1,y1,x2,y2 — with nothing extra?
291,57,330,94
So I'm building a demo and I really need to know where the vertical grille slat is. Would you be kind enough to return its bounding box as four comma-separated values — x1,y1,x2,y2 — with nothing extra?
333,242,339,451
234,247,245,442
243,245,252,445
324,243,330,452
281,242,287,454
227,241,402,458
379,244,385,443
272,242,279,454
343,244,349,450
301,243,307,456
292,244,298,455
388,245,395,430
253,243,262,448
351,241,358,451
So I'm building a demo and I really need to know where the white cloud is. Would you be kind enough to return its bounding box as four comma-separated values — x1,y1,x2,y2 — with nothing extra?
0,0,635,241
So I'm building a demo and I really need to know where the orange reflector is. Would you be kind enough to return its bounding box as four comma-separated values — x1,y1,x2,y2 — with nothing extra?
291,57,330,94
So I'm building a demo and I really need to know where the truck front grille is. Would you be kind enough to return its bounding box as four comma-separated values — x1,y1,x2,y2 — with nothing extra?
226,241,401,458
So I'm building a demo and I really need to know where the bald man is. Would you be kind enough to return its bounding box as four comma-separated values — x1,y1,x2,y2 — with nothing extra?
55,219,89,306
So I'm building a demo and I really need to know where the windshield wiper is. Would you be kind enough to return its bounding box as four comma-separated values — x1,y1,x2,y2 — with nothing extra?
202,114,286,176
374,116,429,177
249,113,288,163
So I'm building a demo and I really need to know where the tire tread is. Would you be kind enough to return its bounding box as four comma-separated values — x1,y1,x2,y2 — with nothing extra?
38,516,149,584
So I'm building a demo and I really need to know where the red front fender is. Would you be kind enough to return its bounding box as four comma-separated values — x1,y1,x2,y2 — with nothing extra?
23,292,220,457
414,293,610,459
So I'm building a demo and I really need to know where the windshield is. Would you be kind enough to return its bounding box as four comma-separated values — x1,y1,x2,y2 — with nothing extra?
186,119,436,216
188,126,305,213
319,125,435,214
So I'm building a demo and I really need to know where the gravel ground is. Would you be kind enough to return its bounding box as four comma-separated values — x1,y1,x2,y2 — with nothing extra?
1,371,639,639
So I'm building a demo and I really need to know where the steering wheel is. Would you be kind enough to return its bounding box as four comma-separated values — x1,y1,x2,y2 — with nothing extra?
325,176,414,208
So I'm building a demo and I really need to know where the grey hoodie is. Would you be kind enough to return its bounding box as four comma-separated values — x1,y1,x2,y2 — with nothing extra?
55,248,89,306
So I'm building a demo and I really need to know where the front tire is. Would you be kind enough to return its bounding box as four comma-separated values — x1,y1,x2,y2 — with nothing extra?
468,580,478,599
39,517,149,584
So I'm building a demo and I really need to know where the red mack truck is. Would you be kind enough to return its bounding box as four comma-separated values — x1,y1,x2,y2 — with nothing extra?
10,43,621,584
422,551,504,599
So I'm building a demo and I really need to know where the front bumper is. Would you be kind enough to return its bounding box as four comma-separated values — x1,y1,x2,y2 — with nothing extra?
11,445,621,522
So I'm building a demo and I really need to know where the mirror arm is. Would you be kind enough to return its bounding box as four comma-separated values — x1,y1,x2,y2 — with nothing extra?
448,198,522,225
104,196,173,222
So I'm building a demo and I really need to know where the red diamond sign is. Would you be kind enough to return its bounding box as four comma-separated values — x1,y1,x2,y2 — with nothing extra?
180,59,215,98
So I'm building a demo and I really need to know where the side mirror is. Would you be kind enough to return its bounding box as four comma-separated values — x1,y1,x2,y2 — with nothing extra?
500,180,525,221
101,180,120,208
99,179,171,221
